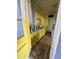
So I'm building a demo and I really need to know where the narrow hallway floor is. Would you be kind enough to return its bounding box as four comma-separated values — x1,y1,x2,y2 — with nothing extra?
29,33,52,59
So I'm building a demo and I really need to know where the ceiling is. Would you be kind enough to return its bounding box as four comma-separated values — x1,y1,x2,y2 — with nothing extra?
32,0,60,15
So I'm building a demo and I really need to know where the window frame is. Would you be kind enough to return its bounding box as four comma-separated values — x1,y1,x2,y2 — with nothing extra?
17,0,24,39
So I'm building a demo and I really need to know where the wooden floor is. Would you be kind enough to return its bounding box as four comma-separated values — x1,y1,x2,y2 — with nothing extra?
29,33,52,59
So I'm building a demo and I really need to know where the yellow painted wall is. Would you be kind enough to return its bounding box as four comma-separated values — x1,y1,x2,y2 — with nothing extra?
31,0,48,28
36,10,48,27
30,1,48,47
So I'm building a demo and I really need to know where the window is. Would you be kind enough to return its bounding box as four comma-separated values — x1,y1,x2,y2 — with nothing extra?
17,0,24,39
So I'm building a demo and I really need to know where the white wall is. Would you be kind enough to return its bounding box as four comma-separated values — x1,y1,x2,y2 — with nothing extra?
49,3,61,59
48,17,56,32
48,14,56,32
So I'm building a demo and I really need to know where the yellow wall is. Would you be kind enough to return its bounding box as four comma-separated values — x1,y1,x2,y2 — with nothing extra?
36,9,48,27
31,0,48,28
37,13,48,31
30,1,48,47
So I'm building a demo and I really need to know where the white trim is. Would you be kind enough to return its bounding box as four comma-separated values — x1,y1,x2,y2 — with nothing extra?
49,3,61,59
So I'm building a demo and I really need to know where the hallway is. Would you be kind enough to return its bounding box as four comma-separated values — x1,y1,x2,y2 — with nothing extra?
29,33,52,59
17,0,60,59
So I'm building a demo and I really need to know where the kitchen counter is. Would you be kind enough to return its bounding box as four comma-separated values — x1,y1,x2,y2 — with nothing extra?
30,27,46,47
